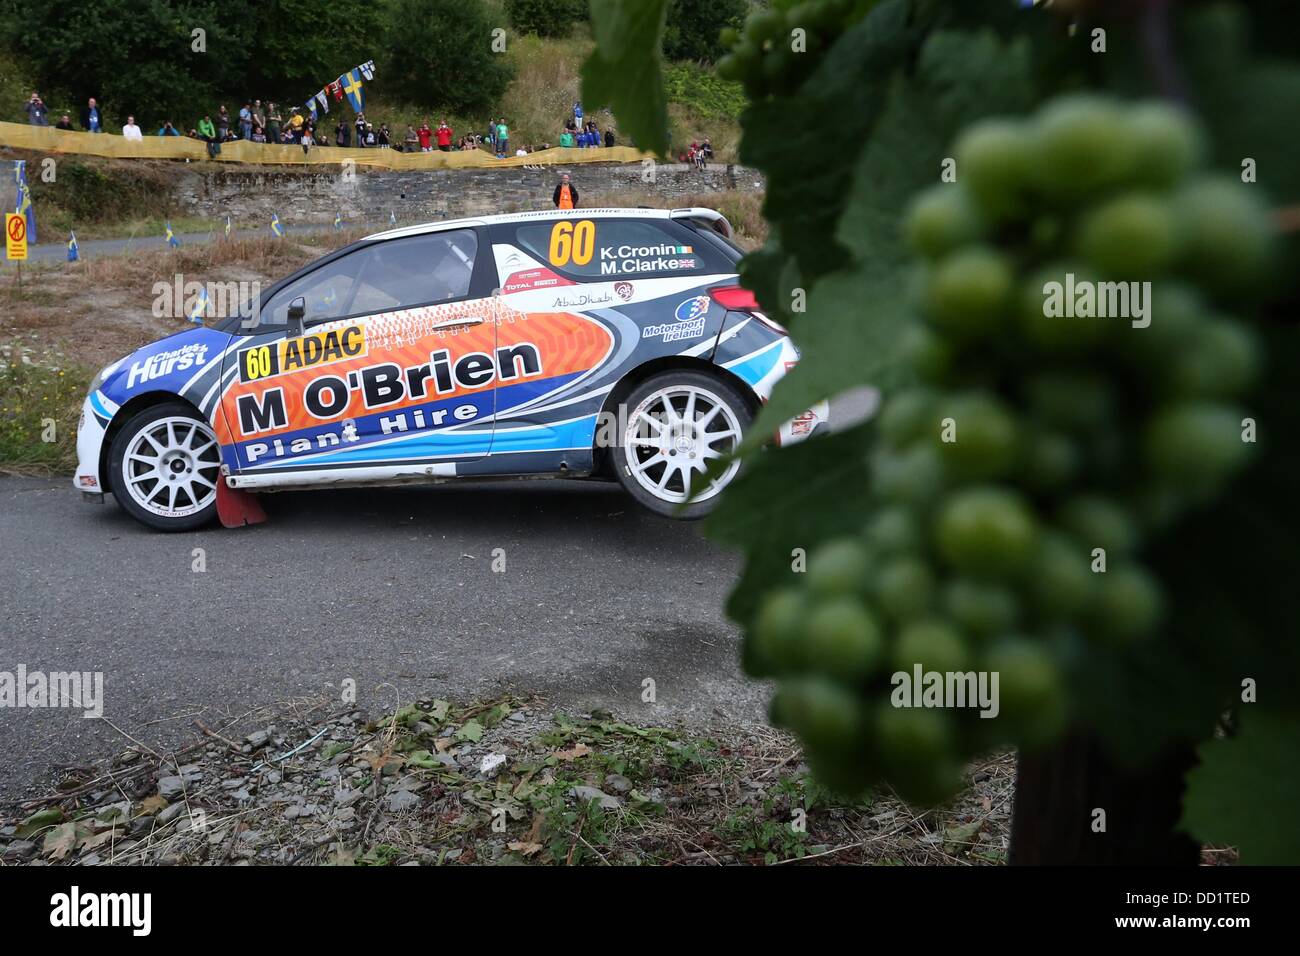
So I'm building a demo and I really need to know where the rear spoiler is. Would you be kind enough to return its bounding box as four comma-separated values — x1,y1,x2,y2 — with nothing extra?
670,207,734,240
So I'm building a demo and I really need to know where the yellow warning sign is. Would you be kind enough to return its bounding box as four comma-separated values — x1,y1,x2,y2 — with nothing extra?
5,213,27,260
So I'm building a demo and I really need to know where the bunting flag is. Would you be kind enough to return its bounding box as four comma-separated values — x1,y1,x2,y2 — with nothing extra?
334,211,342,230
164,221,180,249
224,215,232,239
271,212,285,238
339,69,365,112
315,90,330,115
67,231,78,262
359,60,375,81
306,100,318,124
187,286,209,325
329,80,343,102
13,161,36,244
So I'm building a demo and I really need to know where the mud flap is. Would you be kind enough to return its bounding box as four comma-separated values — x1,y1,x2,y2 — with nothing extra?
216,480,267,528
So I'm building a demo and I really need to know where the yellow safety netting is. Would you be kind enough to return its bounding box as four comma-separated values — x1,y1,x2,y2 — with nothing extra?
0,122,651,169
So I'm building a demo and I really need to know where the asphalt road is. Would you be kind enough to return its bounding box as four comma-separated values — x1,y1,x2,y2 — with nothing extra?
0,475,763,802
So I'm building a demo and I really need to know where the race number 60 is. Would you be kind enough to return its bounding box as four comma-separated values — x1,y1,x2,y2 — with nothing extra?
548,220,594,267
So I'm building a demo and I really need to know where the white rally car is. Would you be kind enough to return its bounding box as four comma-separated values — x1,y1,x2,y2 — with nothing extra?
75,207,828,530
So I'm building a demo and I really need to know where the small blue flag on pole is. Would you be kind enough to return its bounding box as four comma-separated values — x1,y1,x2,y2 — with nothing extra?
14,161,37,245
187,286,210,325
164,221,180,248
271,212,285,238
334,210,342,230
67,231,79,262
225,215,232,239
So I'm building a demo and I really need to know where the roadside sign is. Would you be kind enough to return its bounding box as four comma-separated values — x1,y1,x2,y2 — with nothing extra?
6,213,27,260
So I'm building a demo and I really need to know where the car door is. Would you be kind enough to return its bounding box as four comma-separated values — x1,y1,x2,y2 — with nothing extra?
217,227,502,478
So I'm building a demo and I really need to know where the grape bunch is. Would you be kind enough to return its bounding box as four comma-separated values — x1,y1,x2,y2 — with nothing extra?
716,0,873,98
744,96,1275,803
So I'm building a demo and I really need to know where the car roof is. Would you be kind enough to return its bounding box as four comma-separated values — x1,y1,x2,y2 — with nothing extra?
361,206,730,242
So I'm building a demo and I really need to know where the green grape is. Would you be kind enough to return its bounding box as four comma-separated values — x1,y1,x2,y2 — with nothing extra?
1057,495,1138,557
1075,193,1178,279
806,538,872,596
1125,101,1204,189
719,26,741,48
749,588,808,675
871,443,945,506
983,638,1066,746
874,556,935,621
1165,319,1260,398
1145,401,1252,493
1025,370,1115,432
954,119,1033,220
1029,96,1135,203
925,246,1014,338
1026,531,1094,619
1019,263,1113,352
1174,177,1275,297
805,597,885,679
935,486,1039,578
933,391,1021,481
1021,428,1080,490
1088,564,1163,643
899,324,954,384
878,388,936,450
943,579,1020,637
770,676,866,753
875,703,953,763
1126,281,1211,367
893,618,970,673
715,53,746,83
904,185,984,259
746,8,788,45
865,505,923,555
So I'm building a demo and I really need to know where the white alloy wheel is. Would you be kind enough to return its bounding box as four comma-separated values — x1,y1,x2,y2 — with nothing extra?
120,415,222,519
623,383,744,506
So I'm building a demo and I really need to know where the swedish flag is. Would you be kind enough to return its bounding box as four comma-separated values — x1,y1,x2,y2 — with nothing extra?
164,221,180,248
188,286,210,325
67,231,79,262
225,215,232,239
334,210,342,230
271,212,285,238
13,160,36,244
340,69,365,112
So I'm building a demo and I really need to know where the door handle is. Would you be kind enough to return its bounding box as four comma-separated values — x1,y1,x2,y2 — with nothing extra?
432,315,485,329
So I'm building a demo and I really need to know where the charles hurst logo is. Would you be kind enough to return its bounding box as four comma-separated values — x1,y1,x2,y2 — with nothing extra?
126,343,208,388
238,325,366,383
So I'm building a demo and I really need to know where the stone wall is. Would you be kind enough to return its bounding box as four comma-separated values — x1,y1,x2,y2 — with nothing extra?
171,162,765,227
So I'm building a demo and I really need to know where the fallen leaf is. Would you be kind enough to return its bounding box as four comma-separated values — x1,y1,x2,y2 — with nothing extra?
44,821,78,860
137,795,168,816
17,806,64,838
508,841,544,857
554,743,592,762
455,720,483,743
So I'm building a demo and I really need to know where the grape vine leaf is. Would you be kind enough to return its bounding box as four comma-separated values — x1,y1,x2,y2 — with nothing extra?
580,0,671,159
1180,710,1300,864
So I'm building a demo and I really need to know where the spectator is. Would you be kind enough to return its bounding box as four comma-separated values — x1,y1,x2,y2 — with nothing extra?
216,104,230,139
604,127,615,148
552,173,578,209
495,118,509,159
354,112,367,147
564,116,576,133
287,110,304,140
157,120,179,136
81,97,103,132
435,119,453,151
238,102,252,139
559,128,574,149
251,125,266,143
404,125,418,150
701,138,713,160
363,123,376,147
377,123,390,148
198,114,216,140
25,92,49,125
335,121,351,147
573,101,583,126
55,113,74,131
252,100,265,134
417,120,432,152
122,115,143,141
266,103,282,143
301,125,314,155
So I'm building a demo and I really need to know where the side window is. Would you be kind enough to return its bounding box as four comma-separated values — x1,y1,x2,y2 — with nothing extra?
258,229,479,329
514,218,715,280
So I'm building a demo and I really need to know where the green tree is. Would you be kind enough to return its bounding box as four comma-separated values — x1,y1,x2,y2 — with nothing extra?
382,0,514,114
663,0,747,64
584,0,1300,864
505,0,587,39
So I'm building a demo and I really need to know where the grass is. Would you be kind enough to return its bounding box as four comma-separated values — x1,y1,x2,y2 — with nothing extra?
0,356,86,474
583,187,768,247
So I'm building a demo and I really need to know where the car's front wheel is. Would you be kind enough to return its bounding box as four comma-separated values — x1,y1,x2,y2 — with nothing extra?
106,402,222,531
612,371,752,519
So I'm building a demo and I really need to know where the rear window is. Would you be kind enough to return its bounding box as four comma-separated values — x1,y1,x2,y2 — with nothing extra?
682,216,746,263
511,218,730,280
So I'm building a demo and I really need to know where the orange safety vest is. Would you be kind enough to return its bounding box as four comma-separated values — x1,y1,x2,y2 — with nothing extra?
558,184,574,209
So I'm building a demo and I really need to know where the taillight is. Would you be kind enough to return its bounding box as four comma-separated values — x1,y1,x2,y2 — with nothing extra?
708,285,787,335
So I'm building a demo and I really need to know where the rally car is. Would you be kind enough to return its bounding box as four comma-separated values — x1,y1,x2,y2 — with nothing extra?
74,207,828,531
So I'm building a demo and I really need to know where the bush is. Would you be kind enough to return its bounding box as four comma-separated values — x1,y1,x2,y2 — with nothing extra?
663,0,747,65
505,0,587,38
383,0,515,114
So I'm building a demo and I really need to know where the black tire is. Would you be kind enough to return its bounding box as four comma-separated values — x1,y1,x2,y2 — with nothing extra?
107,402,221,532
611,370,753,519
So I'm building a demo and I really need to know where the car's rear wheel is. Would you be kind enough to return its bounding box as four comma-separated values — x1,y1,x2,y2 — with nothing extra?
107,402,222,532
612,371,752,519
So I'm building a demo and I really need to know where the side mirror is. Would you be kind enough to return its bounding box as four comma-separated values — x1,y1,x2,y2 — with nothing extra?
287,296,306,337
